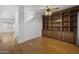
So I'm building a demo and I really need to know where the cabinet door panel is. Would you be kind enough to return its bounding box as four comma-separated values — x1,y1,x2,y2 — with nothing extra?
47,31,52,38
58,32,63,40
63,32,70,42
42,30,48,36
51,31,58,39
70,32,76,44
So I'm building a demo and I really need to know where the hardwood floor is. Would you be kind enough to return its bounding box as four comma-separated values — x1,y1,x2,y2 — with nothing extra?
0,32,79,54
19,37,79,54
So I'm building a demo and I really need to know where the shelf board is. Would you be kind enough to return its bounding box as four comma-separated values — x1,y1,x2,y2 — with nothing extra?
70,14,77,16
63,21,70,23
70,20,77,23
51,22,61,23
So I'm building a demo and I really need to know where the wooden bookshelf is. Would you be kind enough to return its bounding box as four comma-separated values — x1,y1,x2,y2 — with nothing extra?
42,15,49,30
50,12,62,31
62,11,70,32
70,9,77,32
42,6,79,44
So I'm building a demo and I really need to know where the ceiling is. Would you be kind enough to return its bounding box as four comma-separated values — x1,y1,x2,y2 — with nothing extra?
24,5,76,10
24,5,77,15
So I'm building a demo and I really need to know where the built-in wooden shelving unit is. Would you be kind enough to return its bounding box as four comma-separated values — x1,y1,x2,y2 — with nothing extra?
42,6,79,44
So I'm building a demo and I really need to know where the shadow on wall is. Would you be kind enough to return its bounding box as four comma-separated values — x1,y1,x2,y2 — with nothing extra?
22,11,42,43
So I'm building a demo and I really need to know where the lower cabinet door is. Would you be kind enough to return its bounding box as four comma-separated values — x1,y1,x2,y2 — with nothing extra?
63,32,77,44
63,32,70,42
52,31,58,39
42,30,48,36
42,30,77,44
70,32,77,44
47,31,52,38
58,32,63,40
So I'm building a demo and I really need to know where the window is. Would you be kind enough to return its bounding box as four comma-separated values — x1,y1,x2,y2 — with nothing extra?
2,23,7,28
2,22,14,29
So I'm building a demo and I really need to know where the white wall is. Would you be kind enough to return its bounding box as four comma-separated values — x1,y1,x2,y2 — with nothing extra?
24,13,42,42
17,6,42,43
16,6,25,43
15,6,42,43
